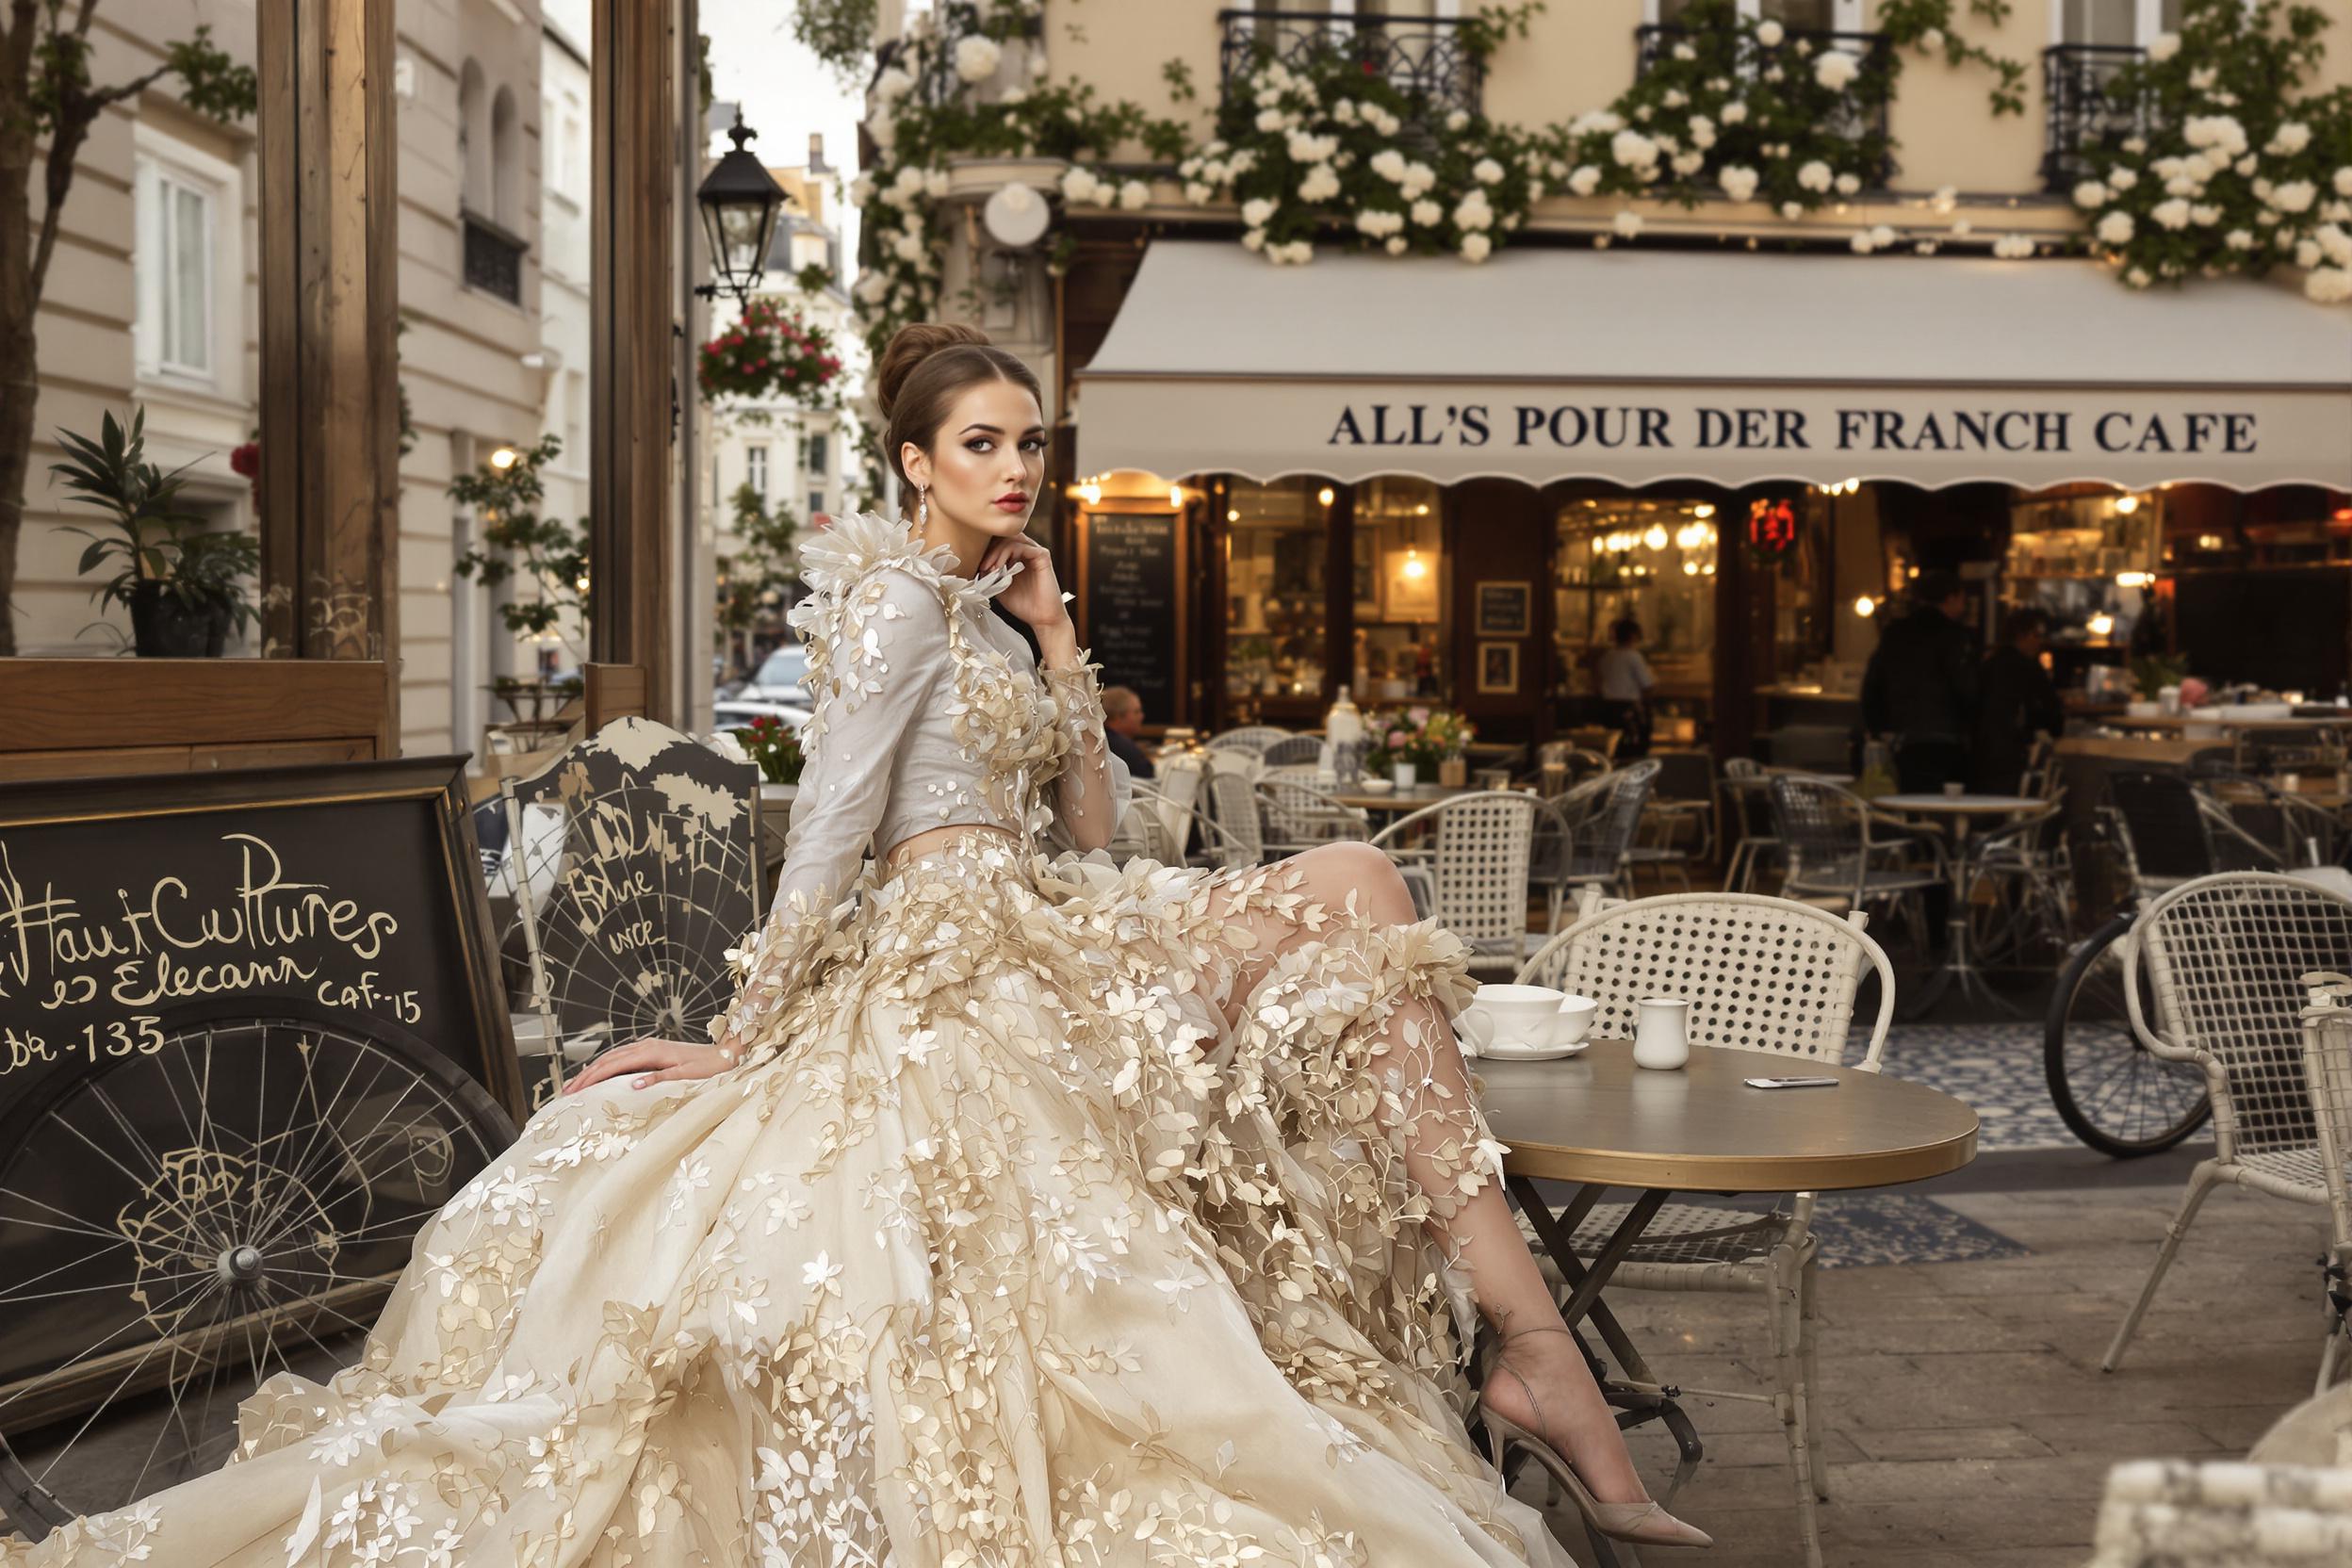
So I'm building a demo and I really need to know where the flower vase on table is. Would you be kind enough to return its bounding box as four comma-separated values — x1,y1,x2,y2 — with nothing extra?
1437,755,1467,788
1392,761,1417,790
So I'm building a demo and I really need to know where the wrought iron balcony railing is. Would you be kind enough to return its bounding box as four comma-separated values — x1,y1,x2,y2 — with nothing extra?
870,3,1045,110
462,211,527,306
2041,42,2147,194
1217,9,1484,123
1633,24,1897,189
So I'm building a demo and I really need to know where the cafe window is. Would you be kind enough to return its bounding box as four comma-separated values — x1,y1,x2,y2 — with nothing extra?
134,149,226,383
806,432,827,476
1224,478,1331,712
746,444,768,498
1352,476,1449,702
1553,494,1718,700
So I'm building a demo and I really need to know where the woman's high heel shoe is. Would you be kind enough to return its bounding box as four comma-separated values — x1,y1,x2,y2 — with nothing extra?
1478,1327,1714,1550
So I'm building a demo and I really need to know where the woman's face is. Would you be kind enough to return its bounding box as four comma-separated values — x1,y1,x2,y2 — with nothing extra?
902,378,1047,543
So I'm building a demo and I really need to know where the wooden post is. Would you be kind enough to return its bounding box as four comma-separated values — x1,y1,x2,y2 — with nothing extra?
256,0,400,752
589,0,677,725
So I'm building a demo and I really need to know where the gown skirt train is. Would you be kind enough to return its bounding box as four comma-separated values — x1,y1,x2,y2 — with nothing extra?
2,831,1580,1567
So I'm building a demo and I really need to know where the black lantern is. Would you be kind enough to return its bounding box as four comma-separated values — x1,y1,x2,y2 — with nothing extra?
695,109,788,305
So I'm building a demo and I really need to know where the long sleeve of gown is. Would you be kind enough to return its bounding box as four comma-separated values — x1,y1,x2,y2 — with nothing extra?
710,567,950,1058
1039,647,1133,856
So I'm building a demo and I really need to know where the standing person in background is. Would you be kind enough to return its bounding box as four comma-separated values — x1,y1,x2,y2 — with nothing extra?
1973,607,2064,795
1862,572,1980,792
1102,684,1157,780
1594,616,1655,760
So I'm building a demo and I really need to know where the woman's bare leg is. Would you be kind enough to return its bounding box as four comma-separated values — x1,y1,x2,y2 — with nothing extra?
1206,842,1652,1506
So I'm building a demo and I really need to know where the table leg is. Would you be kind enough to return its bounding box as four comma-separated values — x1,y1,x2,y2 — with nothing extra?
1903,816,2018,1019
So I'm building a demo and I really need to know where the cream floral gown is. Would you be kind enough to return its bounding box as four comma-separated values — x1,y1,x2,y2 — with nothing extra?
2,513,1577,1568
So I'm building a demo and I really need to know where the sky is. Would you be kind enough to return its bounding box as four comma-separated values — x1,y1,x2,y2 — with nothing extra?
698,3,869,292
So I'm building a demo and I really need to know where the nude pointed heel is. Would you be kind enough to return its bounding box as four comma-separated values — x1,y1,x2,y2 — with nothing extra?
1478,1328,1714,1551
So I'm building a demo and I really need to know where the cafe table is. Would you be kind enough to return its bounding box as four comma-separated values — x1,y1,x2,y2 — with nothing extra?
1326,780,1480,815
1872,792,2044,1012
1475,1040,1978,1532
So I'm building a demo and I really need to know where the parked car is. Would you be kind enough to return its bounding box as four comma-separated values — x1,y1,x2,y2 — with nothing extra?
735,643,810,705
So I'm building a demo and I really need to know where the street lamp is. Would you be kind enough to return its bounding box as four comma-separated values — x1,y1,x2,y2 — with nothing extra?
695,109,788,306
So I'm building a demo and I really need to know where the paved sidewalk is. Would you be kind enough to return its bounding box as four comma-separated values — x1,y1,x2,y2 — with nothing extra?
1522,1184,2336,1566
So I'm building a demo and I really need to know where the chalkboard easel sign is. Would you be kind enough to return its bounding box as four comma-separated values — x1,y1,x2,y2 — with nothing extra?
0,755,526,1121
1079,511,1182,724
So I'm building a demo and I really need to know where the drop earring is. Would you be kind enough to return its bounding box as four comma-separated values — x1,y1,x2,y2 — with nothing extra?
916,486,928,529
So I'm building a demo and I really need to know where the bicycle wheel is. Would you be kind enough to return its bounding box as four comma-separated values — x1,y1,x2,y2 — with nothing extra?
0,1001,515,1539
2044,910,2212,1157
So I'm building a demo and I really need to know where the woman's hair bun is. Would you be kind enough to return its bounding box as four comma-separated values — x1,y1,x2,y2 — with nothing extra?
875,322,993,421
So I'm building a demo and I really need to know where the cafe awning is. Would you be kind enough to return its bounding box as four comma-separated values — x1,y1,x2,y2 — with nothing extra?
1074,240,2352,492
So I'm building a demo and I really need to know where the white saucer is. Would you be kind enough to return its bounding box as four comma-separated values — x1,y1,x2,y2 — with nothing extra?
1478,1038,1589,1062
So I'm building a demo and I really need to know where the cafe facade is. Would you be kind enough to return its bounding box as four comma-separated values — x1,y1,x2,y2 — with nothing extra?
1034,237,2352,759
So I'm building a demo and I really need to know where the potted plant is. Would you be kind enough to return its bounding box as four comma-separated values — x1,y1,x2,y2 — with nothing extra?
2128,653,2191,718
734,715,807,815
1365,706,1476,789
54,408,260,657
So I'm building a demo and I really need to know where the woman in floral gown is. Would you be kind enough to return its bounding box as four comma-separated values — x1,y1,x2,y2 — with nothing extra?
1,325,1706,1566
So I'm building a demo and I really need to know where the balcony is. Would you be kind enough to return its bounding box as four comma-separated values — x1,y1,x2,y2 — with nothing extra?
1634,24,1897,189
2041,43,2147,194
1217,9,1483,124
463,210,528,306
870,2,1045,109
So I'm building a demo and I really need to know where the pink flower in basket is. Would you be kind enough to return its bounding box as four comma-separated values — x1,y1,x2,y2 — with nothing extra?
2178,677,2209,709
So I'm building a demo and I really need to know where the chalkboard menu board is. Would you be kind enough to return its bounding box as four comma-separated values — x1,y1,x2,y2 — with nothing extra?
1084,511,1180,720
0,756,526,1121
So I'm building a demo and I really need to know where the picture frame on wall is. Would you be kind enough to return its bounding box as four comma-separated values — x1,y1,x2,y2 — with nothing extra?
1477,640,1520,694
1477,580,1532,637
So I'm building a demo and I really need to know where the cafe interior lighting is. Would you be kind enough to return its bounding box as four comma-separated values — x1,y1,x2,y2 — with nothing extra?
1693,503,1716,519
1316,486,1335,507
490,446,520,470
1643,524,1669,550
2114,493,2141,514
1854,596,1877,617
1400,547,1429,580
1075,482,1102,506
2088,612,2116,637
2115,570,2155,588
1683,561,1700,575
1167,484,1184,508
1227,508,1240,522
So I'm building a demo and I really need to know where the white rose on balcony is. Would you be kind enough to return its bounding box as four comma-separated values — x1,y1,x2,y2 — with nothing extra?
1780,200,1803,219
1061,167,1104,204
2267,122,2313,156
1241,196,1276,228
1376,235,1402,254
1756,19,1785,46
2109,169,2138,191
873,66,915,105
2148,32,2180,62
1255,107,1287,134
2308,268,2352,304
1184,181,1213,205
1673,41,1697,60
2164,175,2197,198
1835,172,1861,196
2184,115,2246,157
890,165,929,201
1462,232,1493,262
2270,180,2317,214
924,168,951,198
1332,99,1358,124
891,230,925,263
2226,229,2254,250
1796,160,1834,193
954,35,1003,85
1849,229,1877,254
1355,209,1404,238
1612,209,1643,238
2188,66,2216,90
855,271,890,303
850,174,877,205
1298,164,1342,204
2191,204,2221,225
1992,234,2034,259
1402,161,1437,198
2151,198,2192,230
1673,151,1706,175
1119,179,1152,211
1718,165,1759,202
1242,227,1266,252
1287,130,1338,164
1411,197,1444,225
1814,51,1860,91
1919,26,1945,51
1371,149,1409,184
1454,189,1495,231
2073,180,2109,209
2296,237,2324,268
2320,226,2352,267
2124,266,2152,287
1721,101,1749,125
1567,165,1603,197
1690,116,1717,150
2233,155,2258,176
2095,210,2135,244
1870,223,1895,249
1661,88,1688,109
1366,106,1402,138
1610,129,1659,170
2335,168,2352,196
1446,109,1471,132
1475,157,1506,185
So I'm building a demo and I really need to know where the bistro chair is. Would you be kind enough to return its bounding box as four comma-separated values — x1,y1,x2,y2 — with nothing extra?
2102,873,2352,1376
1369,790,1541,975
1201,764,1268,869
1527,760,1659,931
1259,733,1327,768
1958,791,2074,972
1513,890,1896,1568
1718,757,1785,894
1205,725,1293,760
1105,794,1183,867
1625,748,1716,890
2297,975,2352,1393
1255,776,1372,855
1149,757,1208,861
1563,725,1622,762
1768,775,1946,951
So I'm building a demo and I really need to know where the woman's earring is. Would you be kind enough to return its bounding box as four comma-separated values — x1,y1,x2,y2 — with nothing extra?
917,486,928,529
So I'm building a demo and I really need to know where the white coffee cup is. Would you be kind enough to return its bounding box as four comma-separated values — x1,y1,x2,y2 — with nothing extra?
1632,996,1692,1070
1457,985,1598,1056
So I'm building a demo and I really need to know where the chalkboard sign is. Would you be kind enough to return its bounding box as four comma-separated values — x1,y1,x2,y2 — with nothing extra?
0,756,526,1121
1084,512,1180,721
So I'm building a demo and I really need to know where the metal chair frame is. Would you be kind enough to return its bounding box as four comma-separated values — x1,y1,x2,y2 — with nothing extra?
1368,790,1541,974
1254,776,1373,855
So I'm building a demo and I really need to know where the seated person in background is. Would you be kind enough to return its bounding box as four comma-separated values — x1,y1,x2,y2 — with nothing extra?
1972,607,2063,795
1593,617,1655,760
1103,684,1157,780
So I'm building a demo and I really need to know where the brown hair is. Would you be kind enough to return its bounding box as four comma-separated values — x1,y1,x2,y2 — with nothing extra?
874,322,1046,500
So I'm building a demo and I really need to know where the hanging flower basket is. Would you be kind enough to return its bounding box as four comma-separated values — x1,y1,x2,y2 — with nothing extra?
697,298,844,405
